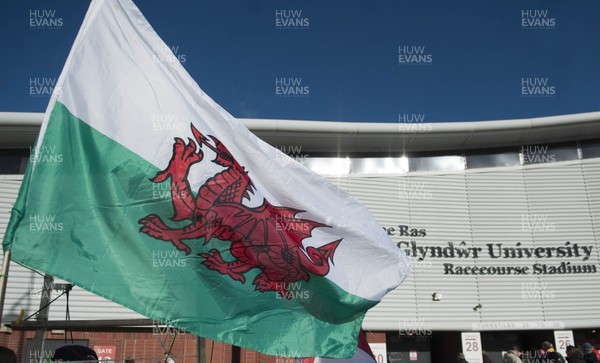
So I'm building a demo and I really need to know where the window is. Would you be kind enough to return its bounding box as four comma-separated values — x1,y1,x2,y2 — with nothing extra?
409,155,464,172
521,143,578,165
466,150,520,169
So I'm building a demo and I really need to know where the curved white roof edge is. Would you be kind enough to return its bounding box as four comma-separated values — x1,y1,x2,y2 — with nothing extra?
1,110,600,133
1,111,600,152
0,112,44,126
243,111,600,134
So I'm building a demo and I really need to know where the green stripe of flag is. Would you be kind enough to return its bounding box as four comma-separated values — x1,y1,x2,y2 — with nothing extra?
3,102,371,357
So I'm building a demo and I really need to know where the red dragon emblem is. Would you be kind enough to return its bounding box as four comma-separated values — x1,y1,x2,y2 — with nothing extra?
138,124,342,298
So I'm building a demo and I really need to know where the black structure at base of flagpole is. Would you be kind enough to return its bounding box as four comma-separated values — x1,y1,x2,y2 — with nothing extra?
12,318,157,330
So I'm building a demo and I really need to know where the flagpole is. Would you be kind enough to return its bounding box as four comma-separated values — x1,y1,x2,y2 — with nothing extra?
31,273,54,359
0,250,11,325
197,337,206,363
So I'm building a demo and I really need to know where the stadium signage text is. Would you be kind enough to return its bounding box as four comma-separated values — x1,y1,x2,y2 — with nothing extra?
395,240,597,275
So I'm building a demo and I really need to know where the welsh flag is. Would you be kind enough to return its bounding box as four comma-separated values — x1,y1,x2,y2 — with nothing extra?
2,0,410,357
302,330,377,363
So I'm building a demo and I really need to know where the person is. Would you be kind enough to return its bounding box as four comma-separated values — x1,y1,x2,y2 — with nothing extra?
52,345,98,361
458,353,469,363
503,346,522,363
164,352,176,363
542,341,566,363
593,344,600,361
566,345,586,363
0,346,17,363
582,343,599,363
483,350,492,363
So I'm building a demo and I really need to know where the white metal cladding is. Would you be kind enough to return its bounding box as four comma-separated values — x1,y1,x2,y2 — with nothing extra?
2,157,600,329
328,158,600,332
0,175,146,324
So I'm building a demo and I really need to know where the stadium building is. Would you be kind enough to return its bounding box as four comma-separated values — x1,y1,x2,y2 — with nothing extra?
1,111,600,363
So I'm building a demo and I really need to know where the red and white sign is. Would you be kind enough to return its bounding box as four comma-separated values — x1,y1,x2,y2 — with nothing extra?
461,332,483,363
409,351,418,361
369,343,387,363
554,330,574,357
94,345,116,362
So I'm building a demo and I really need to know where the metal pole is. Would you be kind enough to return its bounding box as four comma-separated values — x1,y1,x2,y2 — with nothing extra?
0,250,11,325
197,336,206,363
31,273,54,361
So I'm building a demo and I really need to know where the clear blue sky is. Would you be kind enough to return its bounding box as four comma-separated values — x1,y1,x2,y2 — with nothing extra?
1,0,599,123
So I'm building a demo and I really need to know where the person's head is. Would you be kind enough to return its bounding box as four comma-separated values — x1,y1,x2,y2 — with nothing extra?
458,353,465,361
542,341,553,351
0,346,17,363
52,345,98,361
582,343,593,353
566,345,575,353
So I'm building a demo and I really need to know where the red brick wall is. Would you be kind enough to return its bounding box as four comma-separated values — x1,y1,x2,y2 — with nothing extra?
0,330,386,363
0,330,198,363
365,331,386,344
237,331,387,363
205,340,232,363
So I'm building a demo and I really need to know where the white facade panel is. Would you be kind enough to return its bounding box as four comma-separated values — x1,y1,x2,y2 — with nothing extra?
357,159,600,331
0,176,146,324
522,163,598,327
466,169,541,326
341,176,417,330
2,157,600,330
